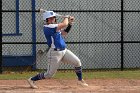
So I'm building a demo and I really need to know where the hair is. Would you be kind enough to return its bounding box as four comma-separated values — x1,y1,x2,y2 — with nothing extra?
46,18,49,22
45,17,57,25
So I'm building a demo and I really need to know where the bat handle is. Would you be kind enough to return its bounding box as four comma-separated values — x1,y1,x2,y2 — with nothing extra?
39,8,46,13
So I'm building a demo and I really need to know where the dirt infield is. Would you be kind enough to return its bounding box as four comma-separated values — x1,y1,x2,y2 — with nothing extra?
0,79,140,93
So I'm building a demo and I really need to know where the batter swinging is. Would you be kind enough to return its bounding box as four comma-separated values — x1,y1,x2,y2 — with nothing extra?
27,11,88,89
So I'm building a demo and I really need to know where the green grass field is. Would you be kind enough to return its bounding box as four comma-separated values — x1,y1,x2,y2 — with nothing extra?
0,70,140,80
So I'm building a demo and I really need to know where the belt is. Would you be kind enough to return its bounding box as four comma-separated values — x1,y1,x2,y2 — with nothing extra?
54,48,65,51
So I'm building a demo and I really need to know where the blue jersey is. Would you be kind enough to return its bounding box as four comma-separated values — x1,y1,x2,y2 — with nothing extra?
43,24,66,49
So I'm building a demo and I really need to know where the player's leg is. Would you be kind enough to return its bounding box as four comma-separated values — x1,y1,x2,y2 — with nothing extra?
61,49,88,86
62,49,82,80
62,49,81,66
27,49,64,88
30,58,61,81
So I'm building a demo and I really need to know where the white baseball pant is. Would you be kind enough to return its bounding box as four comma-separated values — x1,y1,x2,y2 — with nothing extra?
44,48,81,78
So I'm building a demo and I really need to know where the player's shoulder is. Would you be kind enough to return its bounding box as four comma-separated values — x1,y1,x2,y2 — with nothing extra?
44,24,58,28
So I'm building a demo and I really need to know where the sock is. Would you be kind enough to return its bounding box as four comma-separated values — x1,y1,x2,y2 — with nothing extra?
75,66,82,81
31,72,45,81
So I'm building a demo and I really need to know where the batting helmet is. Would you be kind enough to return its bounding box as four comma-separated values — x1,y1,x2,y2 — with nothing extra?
43,11,56,20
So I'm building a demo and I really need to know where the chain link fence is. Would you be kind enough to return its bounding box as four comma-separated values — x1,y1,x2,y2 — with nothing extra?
1,0,140,73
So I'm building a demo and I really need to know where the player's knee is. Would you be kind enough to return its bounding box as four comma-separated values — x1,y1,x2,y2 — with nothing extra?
76,60,81,67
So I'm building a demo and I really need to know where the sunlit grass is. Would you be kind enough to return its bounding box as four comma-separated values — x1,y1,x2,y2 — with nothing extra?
0,70,140,80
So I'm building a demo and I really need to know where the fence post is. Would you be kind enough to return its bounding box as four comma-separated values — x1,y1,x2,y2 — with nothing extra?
121,0,124,71
0,0,2,74
32,0,36,70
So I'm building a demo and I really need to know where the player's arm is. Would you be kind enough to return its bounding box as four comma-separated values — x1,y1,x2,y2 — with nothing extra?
61,16,74,36
56,17,69,32
61,24,72,36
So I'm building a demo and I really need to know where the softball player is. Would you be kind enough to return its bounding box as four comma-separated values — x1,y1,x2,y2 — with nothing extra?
27,11,88,89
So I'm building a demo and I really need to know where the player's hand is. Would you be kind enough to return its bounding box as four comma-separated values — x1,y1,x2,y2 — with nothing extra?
69,16,74,25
